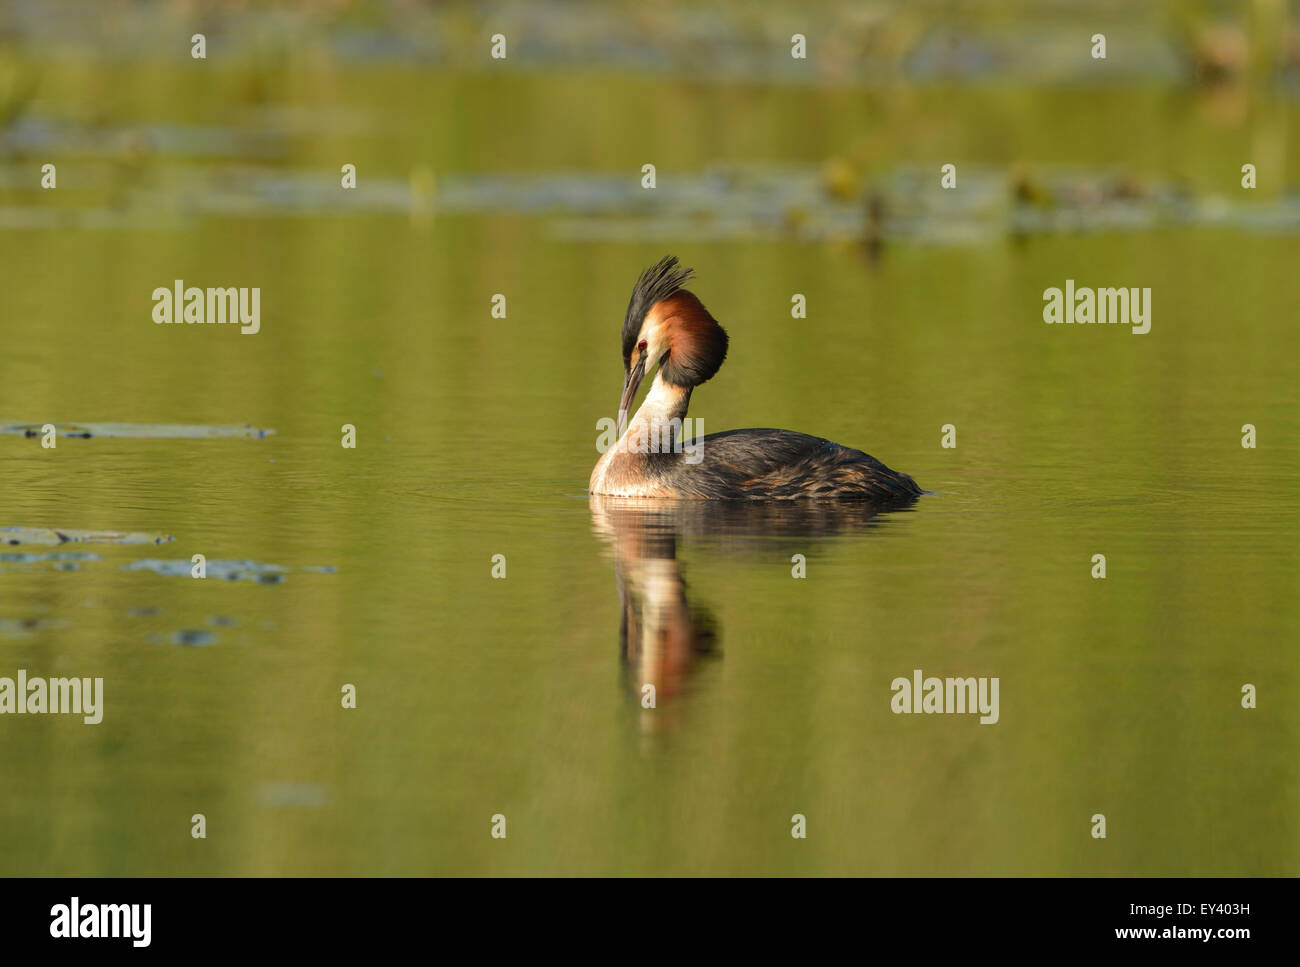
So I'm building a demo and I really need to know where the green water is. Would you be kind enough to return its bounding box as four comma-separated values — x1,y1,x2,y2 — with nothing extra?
1,50,1298,875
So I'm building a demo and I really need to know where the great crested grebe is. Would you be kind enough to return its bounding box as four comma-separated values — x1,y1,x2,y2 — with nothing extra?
589,256,922,501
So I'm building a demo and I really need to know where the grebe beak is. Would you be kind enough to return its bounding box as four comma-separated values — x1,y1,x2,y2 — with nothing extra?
616,356,647,437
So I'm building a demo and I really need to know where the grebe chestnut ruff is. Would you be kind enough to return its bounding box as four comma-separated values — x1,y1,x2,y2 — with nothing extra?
589,256,923,501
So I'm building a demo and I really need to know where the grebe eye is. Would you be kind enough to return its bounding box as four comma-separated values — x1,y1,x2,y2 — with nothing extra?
638,340,647,351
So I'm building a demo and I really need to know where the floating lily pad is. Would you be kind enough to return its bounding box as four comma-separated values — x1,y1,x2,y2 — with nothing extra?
1,527,174,546
0,616,68,638
160,629,218,647
0,422,274,439
125,558,290,582
0,550,102,563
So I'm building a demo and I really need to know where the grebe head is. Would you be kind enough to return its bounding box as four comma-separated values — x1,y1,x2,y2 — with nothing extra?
616,256,729,435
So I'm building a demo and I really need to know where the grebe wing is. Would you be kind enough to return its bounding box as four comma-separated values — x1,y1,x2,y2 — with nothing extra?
674,428,920,500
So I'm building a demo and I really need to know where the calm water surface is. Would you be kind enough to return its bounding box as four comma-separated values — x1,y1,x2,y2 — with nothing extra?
1,59,1298,874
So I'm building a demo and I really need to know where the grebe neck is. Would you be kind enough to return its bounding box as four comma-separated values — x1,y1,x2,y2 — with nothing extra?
619,373,692,452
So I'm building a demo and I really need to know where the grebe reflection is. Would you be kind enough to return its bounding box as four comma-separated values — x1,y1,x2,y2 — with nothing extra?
589,494,917,720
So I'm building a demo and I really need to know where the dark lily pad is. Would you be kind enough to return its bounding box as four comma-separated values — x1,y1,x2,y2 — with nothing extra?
168,629,218,647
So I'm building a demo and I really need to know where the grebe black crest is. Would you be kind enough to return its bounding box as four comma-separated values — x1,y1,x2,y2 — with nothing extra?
590,255,922,502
